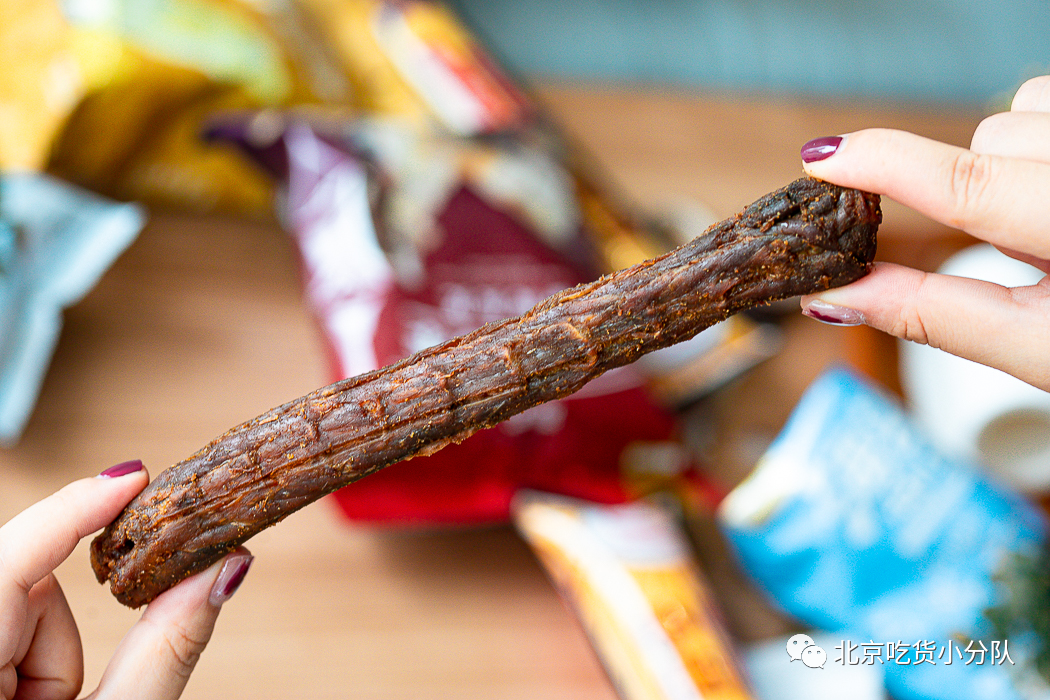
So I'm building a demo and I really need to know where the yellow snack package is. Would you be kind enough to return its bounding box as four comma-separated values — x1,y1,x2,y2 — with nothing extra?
513,492,755,700
0,0,103,171
48,48,275,215
43,0,354,215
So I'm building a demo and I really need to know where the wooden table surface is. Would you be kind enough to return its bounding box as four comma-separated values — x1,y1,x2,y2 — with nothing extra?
0,82,985,699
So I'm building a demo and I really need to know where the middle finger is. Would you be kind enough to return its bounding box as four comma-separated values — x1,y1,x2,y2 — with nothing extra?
971,111,1050,163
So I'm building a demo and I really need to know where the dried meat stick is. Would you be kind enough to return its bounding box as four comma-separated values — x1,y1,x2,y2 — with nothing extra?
91,176,880,607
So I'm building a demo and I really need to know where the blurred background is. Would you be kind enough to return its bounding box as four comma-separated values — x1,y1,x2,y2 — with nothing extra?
2,2,1050,699
448,0,1050,105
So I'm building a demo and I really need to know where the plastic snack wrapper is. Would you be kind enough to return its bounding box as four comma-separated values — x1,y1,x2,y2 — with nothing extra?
47,48,281,217
717,368,1050,700
513,491,755,700
17,0,531,214
0,173,145,444
3,0,527,210
1,0,353,215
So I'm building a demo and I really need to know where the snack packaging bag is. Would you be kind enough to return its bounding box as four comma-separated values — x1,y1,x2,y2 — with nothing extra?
47,49,278,216
0,173,145,444
38,0,528,214
28,0,354,215
718,368,1050,700
513,491,755,700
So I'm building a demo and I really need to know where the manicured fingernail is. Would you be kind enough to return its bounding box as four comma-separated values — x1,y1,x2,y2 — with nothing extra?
802,299,865,326
210,553,254,606
801,135,843,163
98,460,145,478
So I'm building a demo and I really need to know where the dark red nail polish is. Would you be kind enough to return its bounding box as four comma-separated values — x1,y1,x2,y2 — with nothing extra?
802,300,865,326
98,460,145,478
210,554,254,606
801,135,843,163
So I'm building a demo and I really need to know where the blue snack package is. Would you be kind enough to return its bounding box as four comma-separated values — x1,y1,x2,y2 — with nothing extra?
717,368,1049,700
0,173,145,444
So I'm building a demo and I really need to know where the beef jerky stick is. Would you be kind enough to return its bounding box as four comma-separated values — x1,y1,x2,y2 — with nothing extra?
92,176,880,607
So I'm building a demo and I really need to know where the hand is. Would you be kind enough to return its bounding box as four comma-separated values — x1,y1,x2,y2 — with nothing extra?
797,75,1050,392
0,460,253,700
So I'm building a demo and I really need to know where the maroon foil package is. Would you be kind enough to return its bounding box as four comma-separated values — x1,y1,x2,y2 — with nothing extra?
212,116,700,524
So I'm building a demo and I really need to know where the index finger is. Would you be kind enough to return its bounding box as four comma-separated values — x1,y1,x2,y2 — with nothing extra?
0,463,148,595
801,128,1050,260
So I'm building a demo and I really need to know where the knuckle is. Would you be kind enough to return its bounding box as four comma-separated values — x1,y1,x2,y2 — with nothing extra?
887,272,934,345
0,542,30,594
946,151,996,227
889,306,931,346
155,620,211,680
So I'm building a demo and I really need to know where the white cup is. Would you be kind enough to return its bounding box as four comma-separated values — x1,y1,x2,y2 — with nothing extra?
899,245,1050,493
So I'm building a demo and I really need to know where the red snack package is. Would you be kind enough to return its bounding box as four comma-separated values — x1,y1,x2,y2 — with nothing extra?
211,116,698,524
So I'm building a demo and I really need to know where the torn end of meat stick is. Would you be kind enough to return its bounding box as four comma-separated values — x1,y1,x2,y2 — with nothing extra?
91,176,881,608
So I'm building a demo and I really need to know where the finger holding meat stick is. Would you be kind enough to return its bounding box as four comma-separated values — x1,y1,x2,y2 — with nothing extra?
0,460,253,700
799,75,1050,392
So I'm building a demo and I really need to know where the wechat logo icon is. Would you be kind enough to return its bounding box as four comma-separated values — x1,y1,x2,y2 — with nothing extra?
786,633,826,669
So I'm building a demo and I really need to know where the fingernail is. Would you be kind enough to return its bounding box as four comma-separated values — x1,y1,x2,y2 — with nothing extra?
98,459,145,478
801,135,843,163
802,299,865,326
210,553,254,606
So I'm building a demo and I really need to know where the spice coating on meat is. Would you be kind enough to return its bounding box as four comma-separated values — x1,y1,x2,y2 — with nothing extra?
90,176,881,607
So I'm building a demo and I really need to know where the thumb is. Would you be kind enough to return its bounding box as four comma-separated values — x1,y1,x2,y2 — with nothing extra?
86,548,254,700
800,262,1050,391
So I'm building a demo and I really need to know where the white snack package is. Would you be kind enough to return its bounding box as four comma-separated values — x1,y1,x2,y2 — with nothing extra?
0,173,144,444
